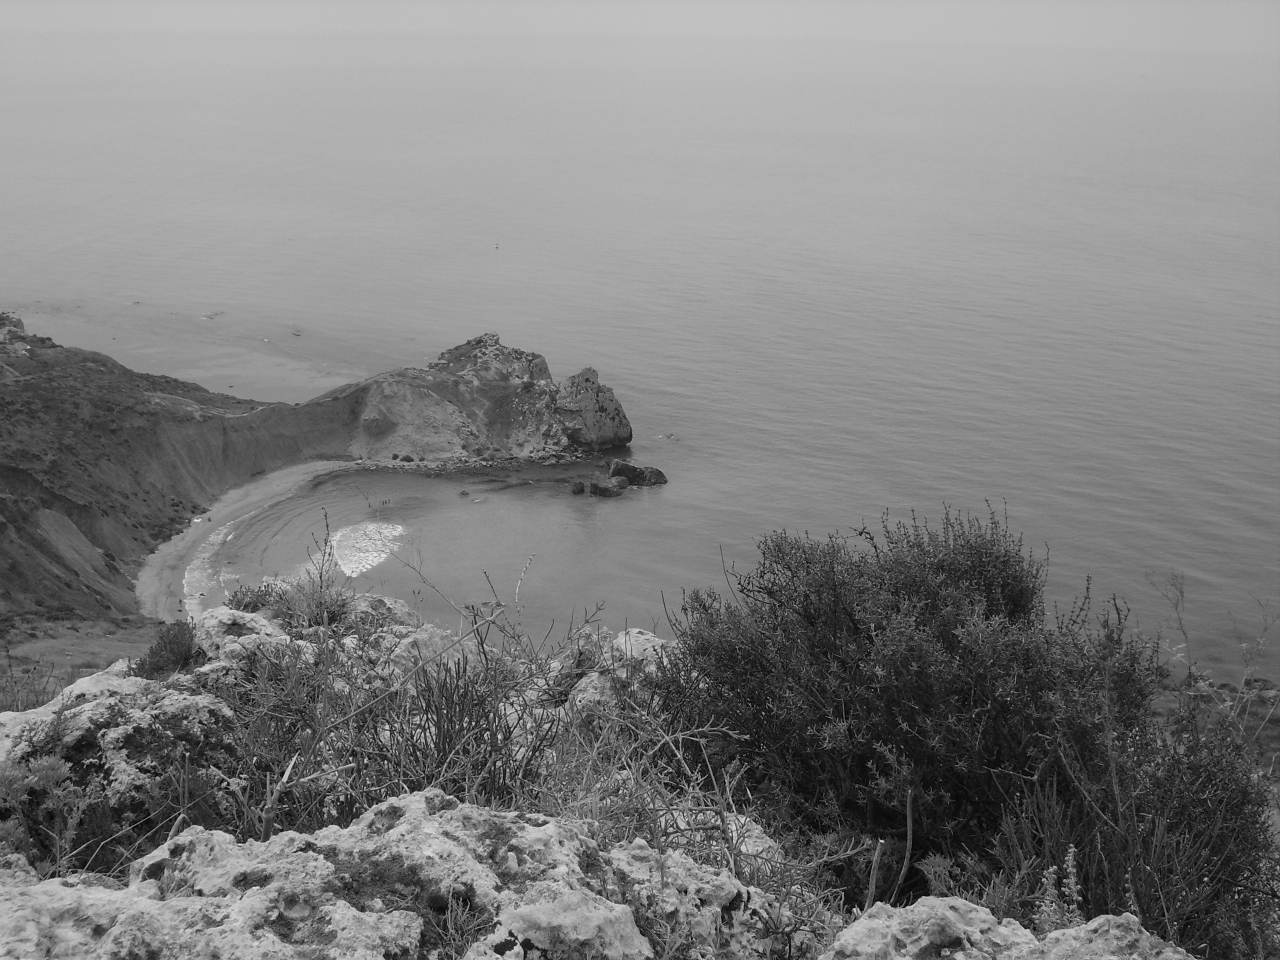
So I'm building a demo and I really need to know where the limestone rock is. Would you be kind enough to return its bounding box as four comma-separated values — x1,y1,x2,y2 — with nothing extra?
609,459,668,487
1022,913,1191,959
332,333,632,462
193,606,294,662
0,789,658,960
556,367,633,450
1,847,422,959
566,629,672,713
0,658,237,823
0,311,23,341
376,622,487,672
821,896,1038,959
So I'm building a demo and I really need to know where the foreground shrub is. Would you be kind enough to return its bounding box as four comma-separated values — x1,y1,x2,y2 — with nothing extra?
651,509,1279,957
129,619,202,679
995,702,1280,957
653,510,1102,846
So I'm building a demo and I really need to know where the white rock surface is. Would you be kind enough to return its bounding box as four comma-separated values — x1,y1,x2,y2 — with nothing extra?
818,897,1193,960
567,629,673,713
1,788,799,960
193,606,295,662
821,897,1038,959
1022,912,1191,959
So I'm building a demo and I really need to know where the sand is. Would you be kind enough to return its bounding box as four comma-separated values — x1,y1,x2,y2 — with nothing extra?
135,460,358,621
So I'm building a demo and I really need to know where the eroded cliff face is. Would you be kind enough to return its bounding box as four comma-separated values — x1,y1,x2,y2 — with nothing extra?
0,320,632,618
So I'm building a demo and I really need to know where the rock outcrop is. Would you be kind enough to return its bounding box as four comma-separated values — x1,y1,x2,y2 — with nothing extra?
555,367,633,451
0,787,807,960
0,322,634,618
328,334,633,463
817,897,1191,959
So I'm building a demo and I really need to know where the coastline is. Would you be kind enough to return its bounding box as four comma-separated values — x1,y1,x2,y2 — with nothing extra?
135,460,359,621
133,456,606,622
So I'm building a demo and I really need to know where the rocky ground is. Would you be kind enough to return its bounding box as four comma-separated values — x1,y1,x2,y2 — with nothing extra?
0,603,1193,960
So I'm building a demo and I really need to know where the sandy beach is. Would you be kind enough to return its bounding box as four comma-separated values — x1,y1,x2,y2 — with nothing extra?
135,460,358,621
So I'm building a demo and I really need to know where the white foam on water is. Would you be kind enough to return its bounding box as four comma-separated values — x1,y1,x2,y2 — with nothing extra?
182,521,238,617
330,521,406,577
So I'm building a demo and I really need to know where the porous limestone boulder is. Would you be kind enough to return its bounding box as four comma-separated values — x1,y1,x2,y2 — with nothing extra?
375,622,488,673
606,836,815,960
0,787,812,960
193,606,295,663
0,662,239,873
0,845,421,960
567,629,672,713
821,896,1038,959
1021,913,1191,959
0,789,632,959
0,659,235,790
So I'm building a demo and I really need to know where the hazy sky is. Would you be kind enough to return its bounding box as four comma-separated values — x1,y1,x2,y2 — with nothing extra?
3,0,1277,56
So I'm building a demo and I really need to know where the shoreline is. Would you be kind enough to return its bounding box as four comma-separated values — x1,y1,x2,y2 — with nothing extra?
134,455,606,622
135,460,359,621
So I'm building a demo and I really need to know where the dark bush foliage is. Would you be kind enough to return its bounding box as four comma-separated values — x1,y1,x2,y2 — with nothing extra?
130,620,203,679
652,509,1279,957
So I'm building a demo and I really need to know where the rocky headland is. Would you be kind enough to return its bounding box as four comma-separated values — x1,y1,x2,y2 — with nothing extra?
0,315,639,622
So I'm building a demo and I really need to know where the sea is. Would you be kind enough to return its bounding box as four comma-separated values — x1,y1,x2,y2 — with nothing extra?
2,1,1276,678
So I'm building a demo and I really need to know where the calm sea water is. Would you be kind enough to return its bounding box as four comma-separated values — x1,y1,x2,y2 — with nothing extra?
2,2,1277,677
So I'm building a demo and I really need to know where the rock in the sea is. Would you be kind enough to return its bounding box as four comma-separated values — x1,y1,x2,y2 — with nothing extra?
589,478,626,498
570,480,586,494
608,460,668,486
556,366,634,451
335,333,633,462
